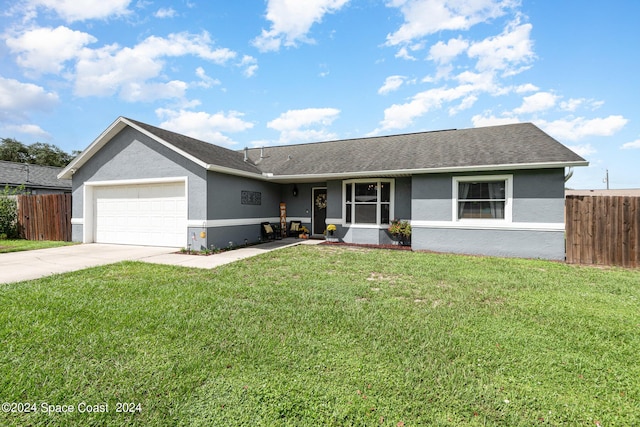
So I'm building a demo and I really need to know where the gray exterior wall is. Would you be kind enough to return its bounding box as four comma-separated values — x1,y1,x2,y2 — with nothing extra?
195,171,283,250
70,127,207,243
411,169,566,259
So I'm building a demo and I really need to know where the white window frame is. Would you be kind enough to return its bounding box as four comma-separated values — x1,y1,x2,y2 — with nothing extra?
342,179,395,227
452,175,513,224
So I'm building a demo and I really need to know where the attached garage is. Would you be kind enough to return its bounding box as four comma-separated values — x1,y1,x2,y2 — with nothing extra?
87,180,187,247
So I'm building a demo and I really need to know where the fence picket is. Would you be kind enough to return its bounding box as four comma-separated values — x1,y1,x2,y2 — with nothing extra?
566,195,639,267
17,194,72,241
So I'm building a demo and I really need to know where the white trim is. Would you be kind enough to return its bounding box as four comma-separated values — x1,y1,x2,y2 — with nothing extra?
411,220,564,232
325,217,342,226
71,217,84,225
453,174,513,224
187,217,311,228
265,161,588,182
346,223,389,229
206,164,263,179
59,117,210,180
343,178,395,226
84,176,188,187
187,217,280,228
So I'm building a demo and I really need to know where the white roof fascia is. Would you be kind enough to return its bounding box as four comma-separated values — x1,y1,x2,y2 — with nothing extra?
58,117,209,180
262,160,589,182
58,117,127,179
206,164,266,180
120,118,209,169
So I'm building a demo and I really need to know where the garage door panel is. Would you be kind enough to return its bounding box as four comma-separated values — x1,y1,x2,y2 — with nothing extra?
94,182,186,247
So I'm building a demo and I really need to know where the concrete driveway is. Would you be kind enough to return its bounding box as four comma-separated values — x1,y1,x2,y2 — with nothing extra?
0,239,322,285
0,244,177,284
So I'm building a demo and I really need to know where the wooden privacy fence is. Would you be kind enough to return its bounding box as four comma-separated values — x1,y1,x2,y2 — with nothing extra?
566,195,640,268
17,194,72,241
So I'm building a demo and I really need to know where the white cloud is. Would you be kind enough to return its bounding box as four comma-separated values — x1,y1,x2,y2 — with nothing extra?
155,7,177,18
537,115,628,142
513,91,558,114
560,98,604,112
467,19,534,75
395,47,417,61
378,75,406,95
0,76,59,114
6,26,97,75
74,32,236,101
621,139,640,149
268,107,340,143
156,109,254,146
448,95,478,115
471,114,521,128
252,0,350,52
567,144,596,157
120,81,188,102
377,85,476,131
238,55,258,78
385,0,515,46
2,123,51,139
428,37,469,64
514,83,538,93
194,67,221,88
26,0,132,22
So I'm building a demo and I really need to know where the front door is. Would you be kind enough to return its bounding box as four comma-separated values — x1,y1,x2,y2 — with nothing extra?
312,187,327,236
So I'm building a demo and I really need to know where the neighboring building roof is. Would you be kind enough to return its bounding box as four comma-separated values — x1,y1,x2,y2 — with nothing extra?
0,160,71,191
566,189,640,196
59,117,588,181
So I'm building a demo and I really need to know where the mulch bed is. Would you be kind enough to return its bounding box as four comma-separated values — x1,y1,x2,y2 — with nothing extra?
320,241,412,251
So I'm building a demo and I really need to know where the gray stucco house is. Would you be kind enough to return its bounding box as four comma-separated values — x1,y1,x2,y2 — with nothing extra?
58,117,587,259
1,160,71,194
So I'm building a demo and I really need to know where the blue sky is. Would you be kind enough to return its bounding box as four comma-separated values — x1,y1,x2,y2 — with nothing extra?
1,0,638,189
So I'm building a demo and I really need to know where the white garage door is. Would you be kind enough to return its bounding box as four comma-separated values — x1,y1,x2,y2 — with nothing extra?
94,182,186,247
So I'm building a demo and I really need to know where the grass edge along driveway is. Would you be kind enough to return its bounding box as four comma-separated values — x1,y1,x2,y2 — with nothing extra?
0,239,75,253
1,245,638,426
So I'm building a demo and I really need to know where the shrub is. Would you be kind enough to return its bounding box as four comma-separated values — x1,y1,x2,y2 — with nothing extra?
0,185,20,238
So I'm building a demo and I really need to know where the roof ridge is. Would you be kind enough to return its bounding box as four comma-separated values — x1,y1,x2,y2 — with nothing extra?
244,122,534,151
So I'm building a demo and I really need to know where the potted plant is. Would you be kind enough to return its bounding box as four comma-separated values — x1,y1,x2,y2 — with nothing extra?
388,219,411,246
325,224,339,242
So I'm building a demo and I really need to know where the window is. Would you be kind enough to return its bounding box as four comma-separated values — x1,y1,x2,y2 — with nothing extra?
344,179,393,225
454,175,512,221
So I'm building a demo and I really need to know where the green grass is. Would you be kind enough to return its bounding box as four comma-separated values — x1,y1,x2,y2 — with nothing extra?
0,239,75,253
1,245,638,426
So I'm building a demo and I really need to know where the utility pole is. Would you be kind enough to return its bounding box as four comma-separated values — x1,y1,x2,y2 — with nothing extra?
603,169,609,190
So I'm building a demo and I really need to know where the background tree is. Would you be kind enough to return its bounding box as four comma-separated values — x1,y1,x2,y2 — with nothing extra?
0,138,74,167
0,138,30,163
27,142,74,167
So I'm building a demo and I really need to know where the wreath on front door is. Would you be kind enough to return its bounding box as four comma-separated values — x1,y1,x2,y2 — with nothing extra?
315,193,327,210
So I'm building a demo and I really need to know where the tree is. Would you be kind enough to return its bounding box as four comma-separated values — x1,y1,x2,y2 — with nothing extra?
0,138,30,163
0,138,74,167
27,142,74,167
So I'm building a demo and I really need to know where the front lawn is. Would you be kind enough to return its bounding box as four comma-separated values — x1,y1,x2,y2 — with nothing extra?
0,245,638,426
0,239,75,253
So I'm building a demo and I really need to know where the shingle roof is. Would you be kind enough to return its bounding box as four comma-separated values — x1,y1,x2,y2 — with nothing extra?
126,118,262,175
60,118,587,181
244,123,586,176
0,160,71,190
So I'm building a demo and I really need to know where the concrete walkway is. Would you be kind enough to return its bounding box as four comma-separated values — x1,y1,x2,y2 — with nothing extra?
0,238,322,284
